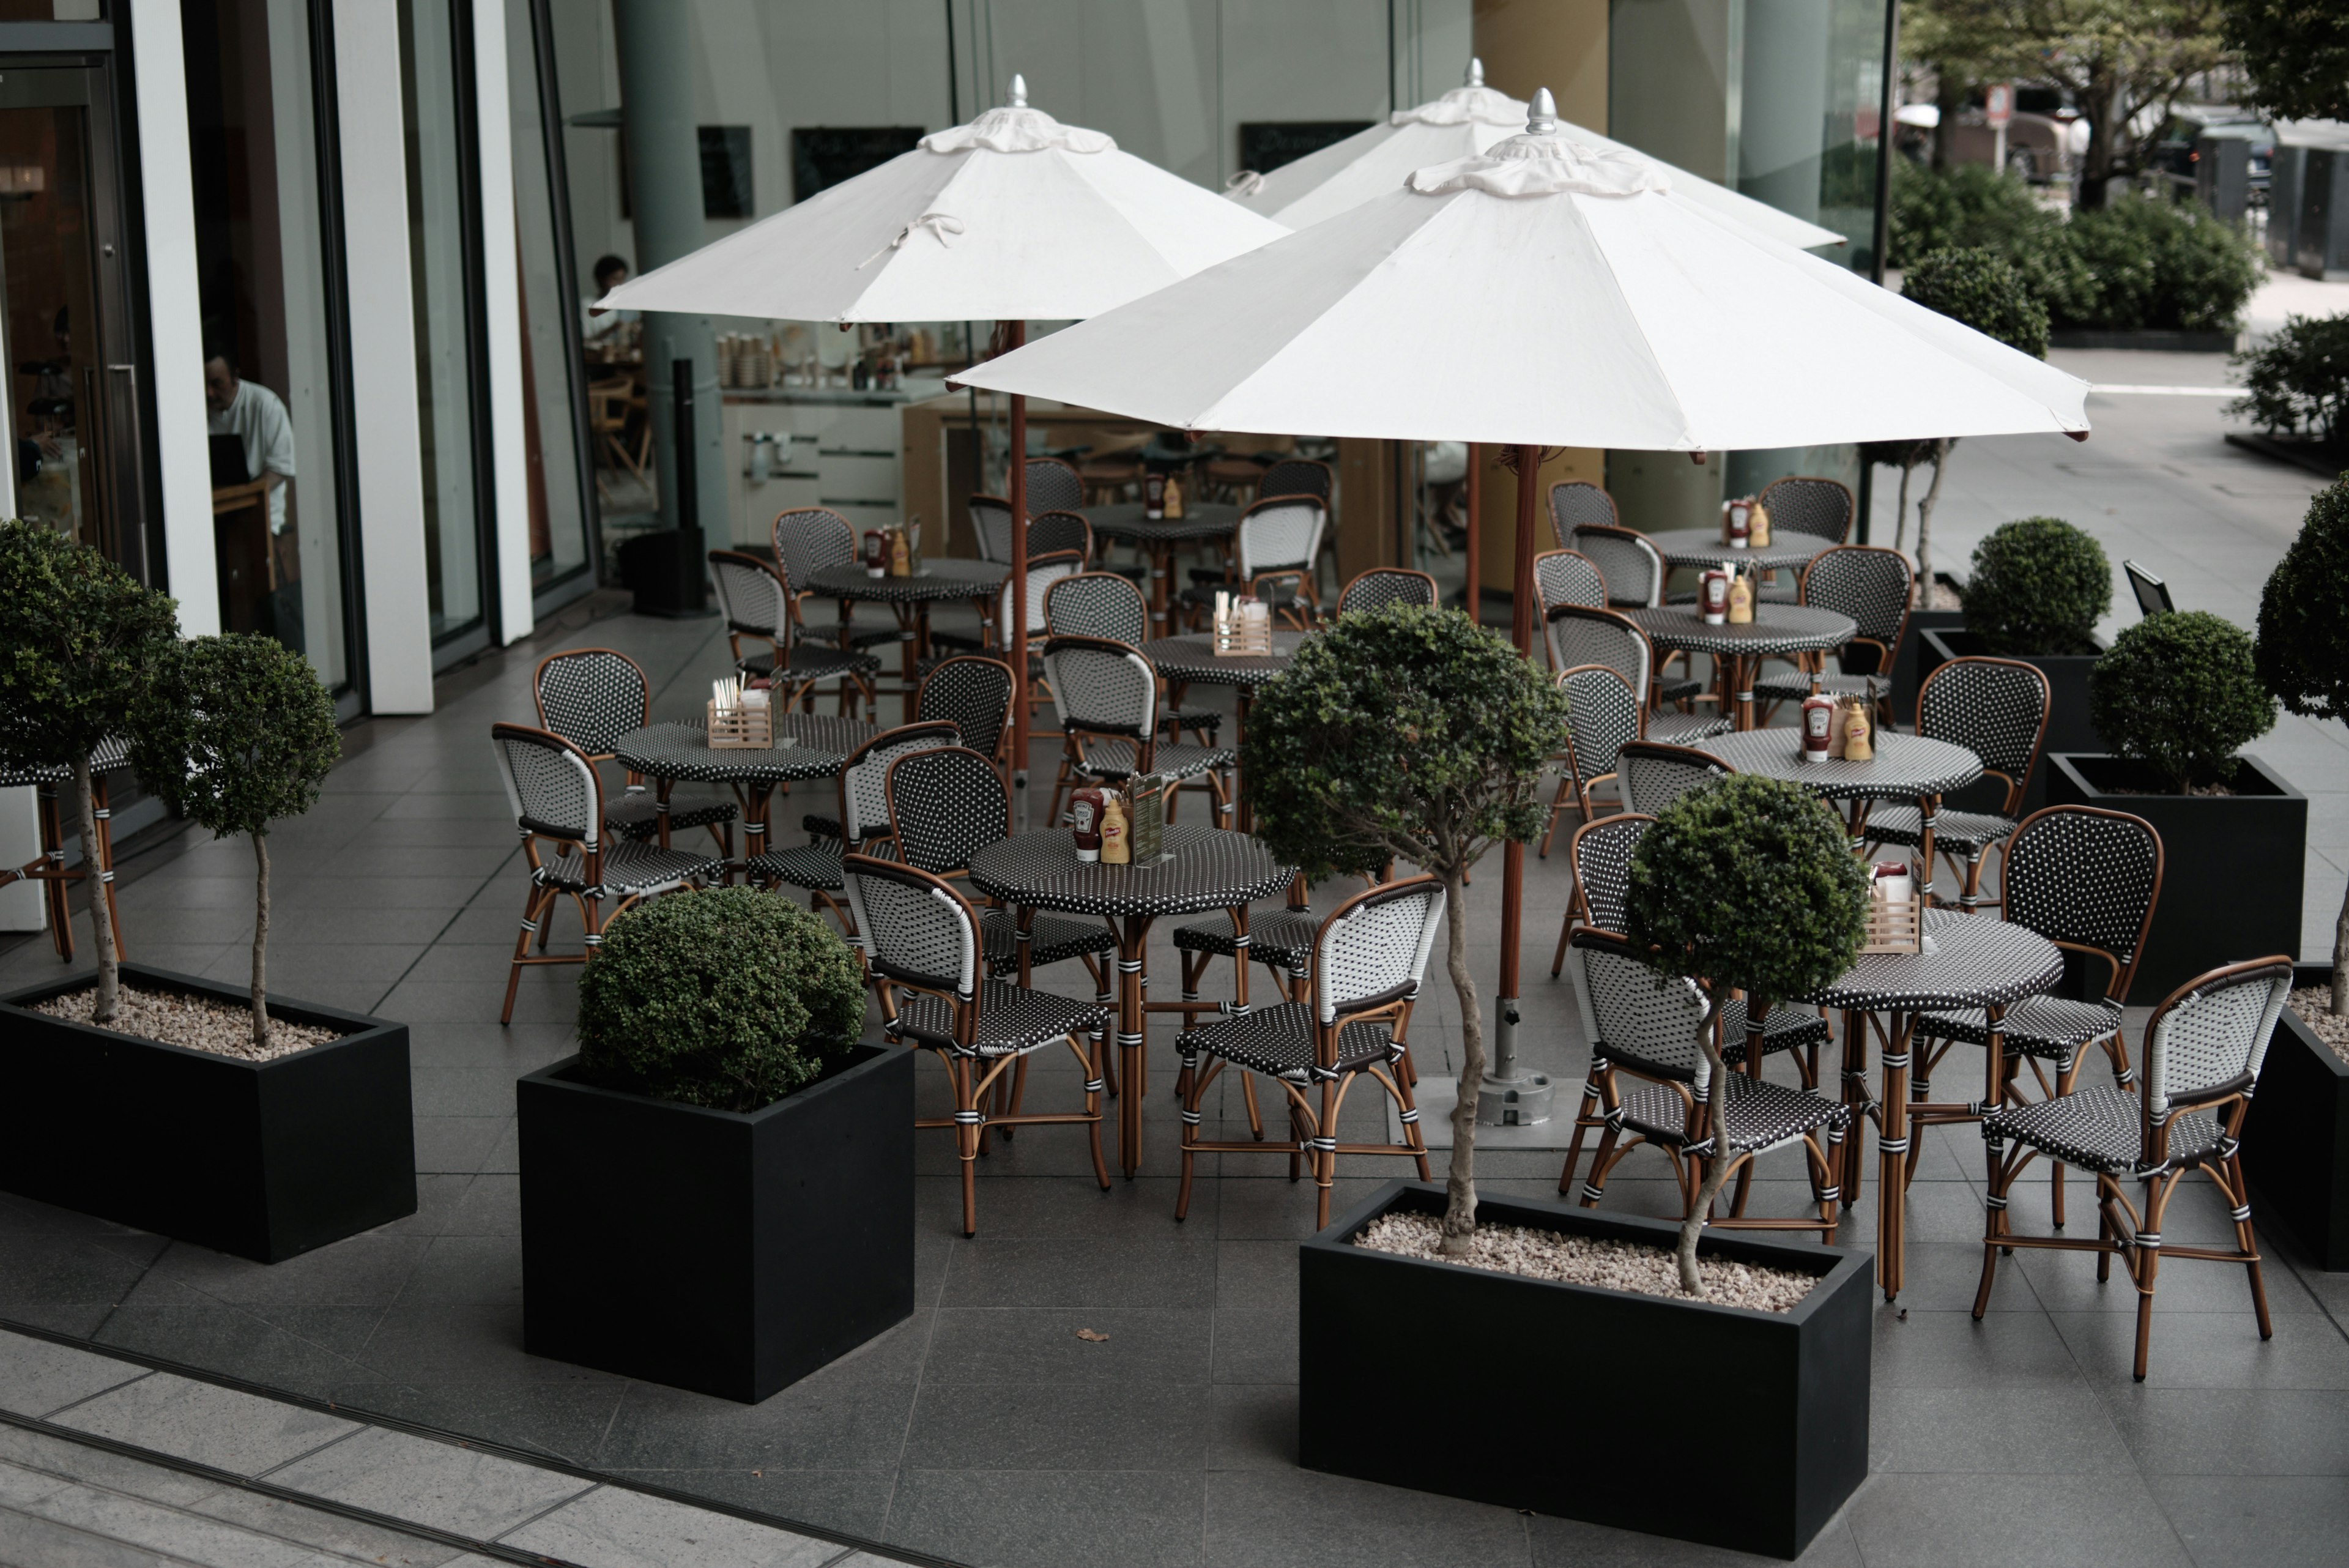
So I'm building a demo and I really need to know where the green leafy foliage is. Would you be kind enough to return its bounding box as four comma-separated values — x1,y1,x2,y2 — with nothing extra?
1902,246,2050,359
2257,480,2349,721
576,888,864,1113
0,519,178,775
2222,0,2349,122
1625,775,1869,1010
1241,605,1570,882
130,635,340,839
1964,517,2113,656
2090,611,2275,792
2230,314,2349,450
1888,160,2054,270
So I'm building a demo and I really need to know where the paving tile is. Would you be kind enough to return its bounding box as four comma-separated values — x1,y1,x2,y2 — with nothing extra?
921,1307,1211,1384
2159,1473,2349,1568
596,1376,919,1473
1842,1471,2194,1567
262,1425,592,1539
91,1302,382,1394
2098,1386,2349,1475
13,1479,413,1568
900,1379,1212,1471
1868,1307,2087,1391
322,1380,625,1469
1205,1384,1296,1472
890,1468,1205,1568
2011,1242,2319,1314
0,1458,71,1510
351,1299,619,1386
410,1117,511,1176
1204,1466,1531,1568
0,1503,238,1568
1527,1509,1865,1565
176,1485,470,1566
126,1236,428,1309
2049,1309,2349,1389
500,1484,841,1567
0,1331,149,1418
937,1238,1216,1309
594,1469,894,1541
1215,1239,1299,1310
50,1373,357,1477
1867,1384,2136,1474
0,1425,224,1509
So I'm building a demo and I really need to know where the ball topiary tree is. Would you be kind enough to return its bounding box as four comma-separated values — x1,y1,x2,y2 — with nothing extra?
130,634,341,1049
1625,773,1869,1295
2258,478,2349,1014
577,886,865,1112
0,521,179,1023
2090,611,2274,795
1962,516,2113,656
1242,604,1570,1252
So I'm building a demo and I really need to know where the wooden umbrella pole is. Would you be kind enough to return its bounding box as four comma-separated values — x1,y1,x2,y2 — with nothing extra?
1463,442,1480,626
1499,442,1538,1022
1006,320,1030,817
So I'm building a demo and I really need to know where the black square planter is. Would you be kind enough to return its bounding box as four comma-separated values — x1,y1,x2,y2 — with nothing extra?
1920,628,2106,818
2045,753,2306,1004
1300,1181,1871,1559
0,964,416,1263
520,1041,915,1403
1890,605,1967,729
2243,966,2349,1271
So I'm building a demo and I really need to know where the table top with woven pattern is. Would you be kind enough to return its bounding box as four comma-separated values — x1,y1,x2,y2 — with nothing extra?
1141,632,1308,688
1643,529,1833,571
969,825,1293,919
1803,909,2063,1012
1080,502,1241,544
1692,728,1984,801
806,559,1005,603
612,716,877,784
1625,603,1856,658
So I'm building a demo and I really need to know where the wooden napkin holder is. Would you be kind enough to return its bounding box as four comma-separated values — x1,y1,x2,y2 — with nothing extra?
1213,606,1273,657
706,698,773,749
1860,883,1923,955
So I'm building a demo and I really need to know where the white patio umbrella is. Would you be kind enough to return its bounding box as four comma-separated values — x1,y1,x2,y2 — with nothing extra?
957,89,2090,1121
598,77,1288,789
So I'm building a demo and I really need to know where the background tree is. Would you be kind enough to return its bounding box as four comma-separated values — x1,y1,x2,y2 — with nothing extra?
1243,604,1569,1252
2221,0,2349,122
131,634,340,1049
2257,480,2349,1014
1625,776,1870,1295
0,521,178,1022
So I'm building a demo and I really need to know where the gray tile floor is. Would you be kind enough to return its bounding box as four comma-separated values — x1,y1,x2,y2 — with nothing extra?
2,353,2347,1567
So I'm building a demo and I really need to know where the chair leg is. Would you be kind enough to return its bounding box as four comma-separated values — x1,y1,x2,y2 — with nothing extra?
1387,1061,1431,1181
1238,1069,1266,1139
1972,1145,2017,1319
2225,1151,2273,1340
1077,1034,1110,1191
1557,1053,1607,1194
956,1057,981,1238
1579,1122,1625,1207
2132,1173,2178,1381
501,883,554,1026
1314,1079,1338,1229
1175,1054,1207,1221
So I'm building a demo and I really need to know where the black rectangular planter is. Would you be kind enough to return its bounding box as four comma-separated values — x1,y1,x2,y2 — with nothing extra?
1921,628,2105,817
1891,603,1966,730
2244,965,2349,1271
520,1041,914,1403
2045,754,2306,1004
0,964,415,1263
1300,1181,1871,1559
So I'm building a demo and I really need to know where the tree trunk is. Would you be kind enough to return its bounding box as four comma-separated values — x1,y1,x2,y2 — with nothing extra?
1439,869,1484,1255
1673,995,1729,1296
74,752,118,1024
1931,70,1966,174
2076,80,2117,209
1891,461,1913,555
2330,869,2348,1018
1912,440,1955,608
251,831,272,1050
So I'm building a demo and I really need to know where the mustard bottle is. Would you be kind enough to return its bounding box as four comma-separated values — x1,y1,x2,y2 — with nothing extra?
1841,698,1874,762
1725,569,1754,625
1100,793,1130,864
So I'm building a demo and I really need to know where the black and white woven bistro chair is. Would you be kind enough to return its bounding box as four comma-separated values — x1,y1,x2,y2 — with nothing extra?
1027,510,1094,564
1174,876,1443,1228
913,656,1016,771
1044,571,1221,744
1549,606,1726,737
489,723,723,1025
1335,567,1438,617
1910,805,2164,1224
1973,956,2292,1380
1562,931,1848,1240
1751,546,1914,723
1865,656,2051,912
1040,634,1235,830
1176,495,1328,626
1615,740,1731,817
1566,522,1664,609
1750,477,1855,603
1258,458,1333,503
1548,479,1620,548
843,852,1111,1237
1026,456,1087,516
533,648,738,858
1534,548,1609,628
927,549,1085,684
749,721,962,933
1540,666,1640,858
707,549,881,718
968,494,1015,563
771,507,903,654
0,733,132,963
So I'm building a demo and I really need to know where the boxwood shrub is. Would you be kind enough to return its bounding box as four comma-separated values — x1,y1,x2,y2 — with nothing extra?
2090,611,2275,792
2230,313,2349,450
1963,517,2111,656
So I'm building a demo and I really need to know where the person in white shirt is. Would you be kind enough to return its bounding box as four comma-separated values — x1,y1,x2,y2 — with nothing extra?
584,253,639,343
204,350,295,535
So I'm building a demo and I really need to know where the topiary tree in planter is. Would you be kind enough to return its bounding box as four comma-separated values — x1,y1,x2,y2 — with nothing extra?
1243,603,1570,1252
0,520,179,1023
1962,516,2112,656
2090,611,2274,795
1625,774,1869,1295
130,634,341,1049
2258,478,2349,1014
577,886,865,1112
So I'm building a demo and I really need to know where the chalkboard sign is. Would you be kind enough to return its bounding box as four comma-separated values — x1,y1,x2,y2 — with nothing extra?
793,127,926,203
700,127,752,218
1238,121,1373,176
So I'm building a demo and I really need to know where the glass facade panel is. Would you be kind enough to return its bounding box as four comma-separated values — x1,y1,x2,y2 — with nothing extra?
506,0,590,595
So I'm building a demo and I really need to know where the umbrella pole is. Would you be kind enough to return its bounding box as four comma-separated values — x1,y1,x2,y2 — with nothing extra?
1480,442,1555,1128
1007,322,1030,827
1463,444,1480,626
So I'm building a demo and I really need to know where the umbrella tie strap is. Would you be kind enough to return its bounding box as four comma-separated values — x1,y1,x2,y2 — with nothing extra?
1225,169,1265,197
859,212,964,269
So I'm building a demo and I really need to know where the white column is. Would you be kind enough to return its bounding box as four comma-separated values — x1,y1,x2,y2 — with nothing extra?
0,786,42,932
333,0,434,713
129,0,219,636
474,0,533,644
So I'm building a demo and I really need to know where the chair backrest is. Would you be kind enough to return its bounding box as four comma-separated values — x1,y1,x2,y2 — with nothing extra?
1534,549,1609,628
1547,605,1654,701
915,656,1015,762
2002,805,2164,1003
999,550,1086,637
533,648,650,758
490,723,602,847
1617,740,1729,816
1337,568,1437,617
1258,458,1332,502
840,721,963,843
1568,811,1654,935
842,853,981,1001
1548,480,1619,548
707,551,790,642
1042,634,1158,737
772,507,859,593
885,745,1011,875
1917,656,2050,797
1573,931,1709,1085
1235,495,1326,578
2124,559,2175,618
968,494,1015,563
1557,665,1643,789
1028,510,1093,563
1568,524,1663,608
1046,571,1150,645
1799,545,1913,663
1313,875,1444,1027
1757,476,1854,544
1026,456,1085,516
2142,957,2293,1123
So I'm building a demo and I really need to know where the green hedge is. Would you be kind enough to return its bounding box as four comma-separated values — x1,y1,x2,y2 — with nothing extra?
2230,313,2349,449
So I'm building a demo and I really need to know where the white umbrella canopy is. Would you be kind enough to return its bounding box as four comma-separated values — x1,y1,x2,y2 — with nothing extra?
1228,59,1845,252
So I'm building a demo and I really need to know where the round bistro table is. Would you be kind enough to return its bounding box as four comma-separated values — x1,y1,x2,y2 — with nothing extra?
1690,728,1983,877
1080,502,1241,637
1142,631,1305,832
612,715,877,872
968,823,1293,1176
1641,529,1834,573
806,559,1007,697
1624,604,1854,730
1803,908,2062,1300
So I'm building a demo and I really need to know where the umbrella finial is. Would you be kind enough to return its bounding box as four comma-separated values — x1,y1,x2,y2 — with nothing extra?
1526,87,1559,136
1008,73,1028,108
1466,57,1484,87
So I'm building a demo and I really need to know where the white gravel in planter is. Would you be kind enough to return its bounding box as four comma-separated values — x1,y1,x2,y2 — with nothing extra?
1356,1210,1821,1312
2290,988,2349,1066
31,983,342,1061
